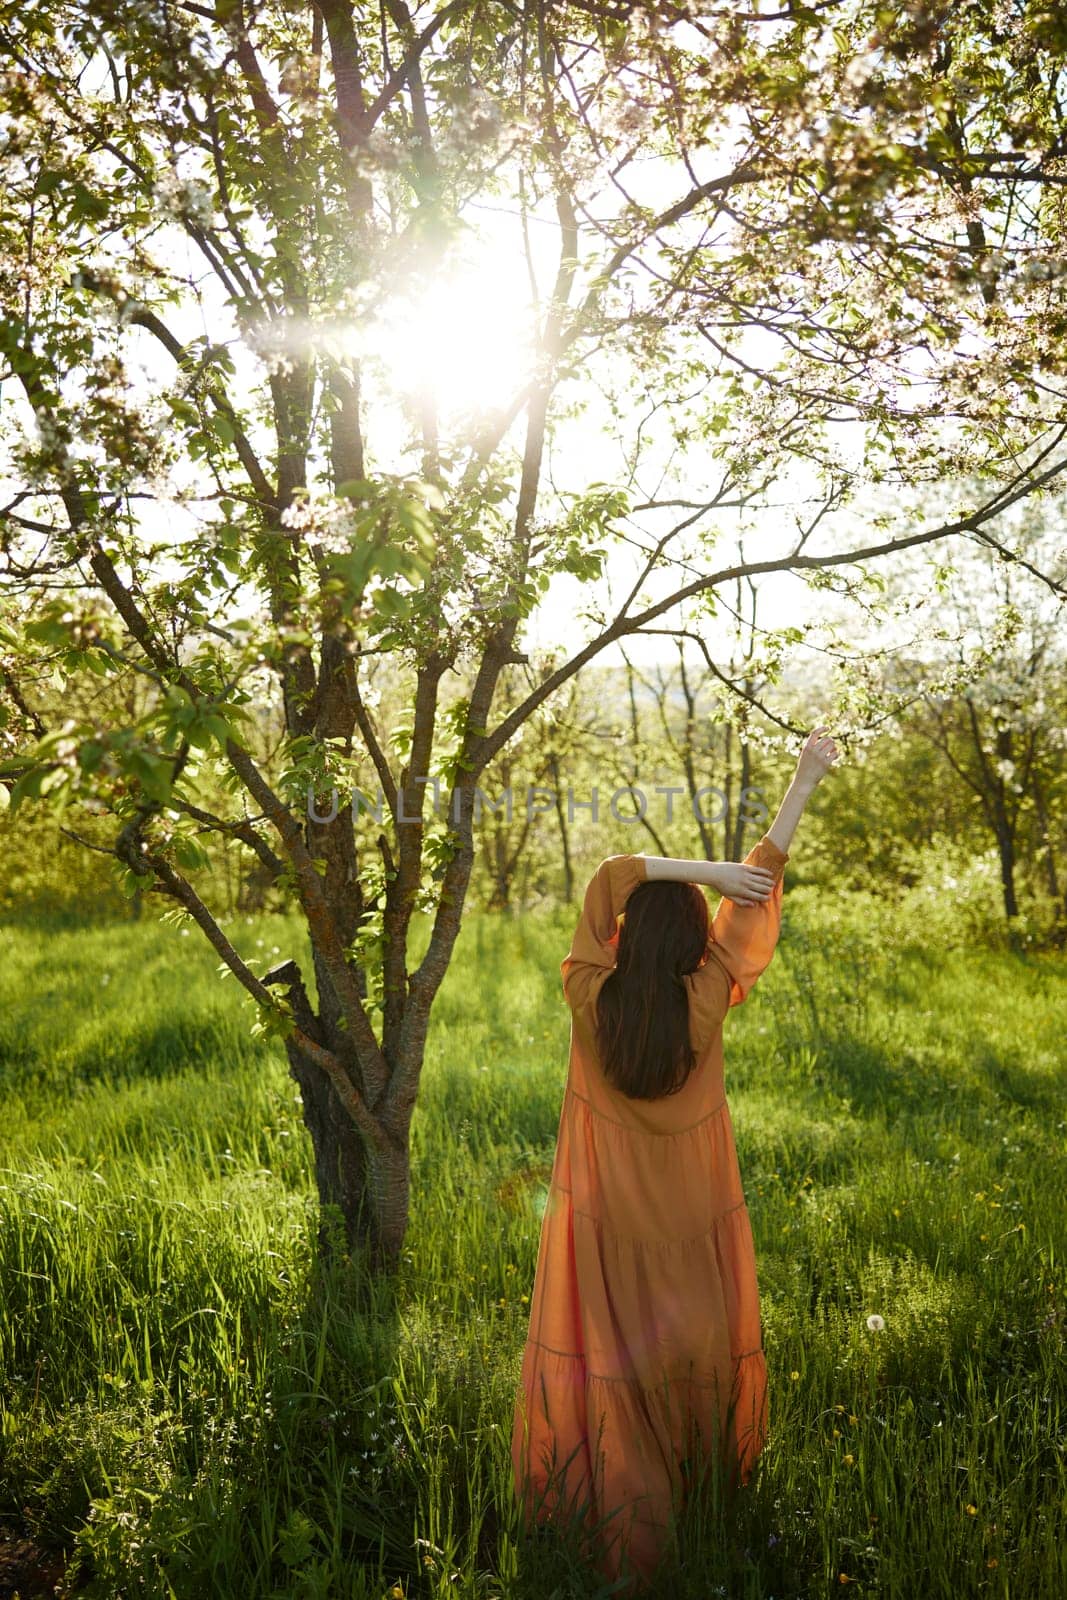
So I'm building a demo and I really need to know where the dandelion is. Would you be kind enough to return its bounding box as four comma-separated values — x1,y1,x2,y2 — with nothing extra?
790,1370,800,1381
965,1504,978,1516
866,1313,885,1332
843,1453,855,1465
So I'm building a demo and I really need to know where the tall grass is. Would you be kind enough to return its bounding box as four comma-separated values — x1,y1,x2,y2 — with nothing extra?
0,897,1064,1598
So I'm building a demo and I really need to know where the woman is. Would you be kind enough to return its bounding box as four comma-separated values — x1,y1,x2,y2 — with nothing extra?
511,728,840,1590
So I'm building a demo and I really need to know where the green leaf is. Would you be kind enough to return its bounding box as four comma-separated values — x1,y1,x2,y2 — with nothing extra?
335,479,376,502
126,749,173,804
209,410,236,445
172,833,211,871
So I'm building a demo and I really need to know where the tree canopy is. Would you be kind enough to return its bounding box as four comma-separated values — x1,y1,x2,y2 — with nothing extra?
2,0,1065,1264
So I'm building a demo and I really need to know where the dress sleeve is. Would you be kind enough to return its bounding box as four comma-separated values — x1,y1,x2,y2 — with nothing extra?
561,854,648,1008
702,833,789,1009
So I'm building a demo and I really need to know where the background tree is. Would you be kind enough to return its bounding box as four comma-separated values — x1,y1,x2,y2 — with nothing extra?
472,663,593,910
2,0,1066,1271
898,551,1067,940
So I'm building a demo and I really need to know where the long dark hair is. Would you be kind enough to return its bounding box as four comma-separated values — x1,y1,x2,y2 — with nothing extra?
595,879,710,1100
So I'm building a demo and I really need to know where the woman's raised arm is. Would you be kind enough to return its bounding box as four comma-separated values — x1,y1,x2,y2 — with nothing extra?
765,727,840,855
704,727,840,1005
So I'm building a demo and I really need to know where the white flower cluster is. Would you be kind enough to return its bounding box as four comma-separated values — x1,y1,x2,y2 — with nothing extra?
437,88,507,162
128,0,169,25
34,412,67,454
152,168,216,231
841,48,881,94
1015,254,1067,286
280,494,359,555
278,53,321,101
243,317,298,378
349,127,405,176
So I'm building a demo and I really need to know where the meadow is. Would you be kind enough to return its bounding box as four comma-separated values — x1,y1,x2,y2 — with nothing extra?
0,889,1064,1599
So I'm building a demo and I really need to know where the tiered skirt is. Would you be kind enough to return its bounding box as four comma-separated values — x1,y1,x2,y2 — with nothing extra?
511,1088,768,1586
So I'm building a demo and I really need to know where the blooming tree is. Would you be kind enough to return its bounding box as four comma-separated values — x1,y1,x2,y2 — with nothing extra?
1,0,1066,1267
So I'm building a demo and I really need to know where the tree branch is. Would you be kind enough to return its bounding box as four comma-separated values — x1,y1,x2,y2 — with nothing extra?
147,847,385,1147
477,456,1067,770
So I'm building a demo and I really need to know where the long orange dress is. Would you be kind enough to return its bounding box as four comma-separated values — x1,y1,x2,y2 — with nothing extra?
510,833,789,1589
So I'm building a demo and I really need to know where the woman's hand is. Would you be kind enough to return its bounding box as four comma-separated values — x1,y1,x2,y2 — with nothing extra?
707,861,777,908
793,726,840,792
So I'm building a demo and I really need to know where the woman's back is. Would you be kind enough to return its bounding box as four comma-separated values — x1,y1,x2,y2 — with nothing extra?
511,729,840,1593
562,843,786,1136
512,834,789,1589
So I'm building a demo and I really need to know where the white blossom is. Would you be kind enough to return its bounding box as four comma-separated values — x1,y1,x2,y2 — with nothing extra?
153,169,216,230
842,49,881,93
280,494,360,555
243,318,298,378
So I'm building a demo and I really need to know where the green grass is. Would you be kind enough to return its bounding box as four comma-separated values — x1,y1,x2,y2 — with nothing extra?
0,897,1064,1598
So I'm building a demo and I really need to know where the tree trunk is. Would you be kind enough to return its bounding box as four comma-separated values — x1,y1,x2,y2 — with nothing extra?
549,750,574,903
284,1033,411,1272
487,821,512,910
992,808,1020,946
1031,772,1066,942
732,737,753,860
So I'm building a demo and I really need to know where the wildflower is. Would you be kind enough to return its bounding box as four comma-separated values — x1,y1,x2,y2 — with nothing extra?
866,1313,885,1332
790,1370,800,1381
833,1428,841,1438
849,1414,858,1424
843,1453,854,1465
965,1504,977,1516
987,1558,999,1568
839,1575,852,1585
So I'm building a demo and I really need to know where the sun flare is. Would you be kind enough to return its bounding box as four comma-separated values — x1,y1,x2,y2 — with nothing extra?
365,246,537,425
